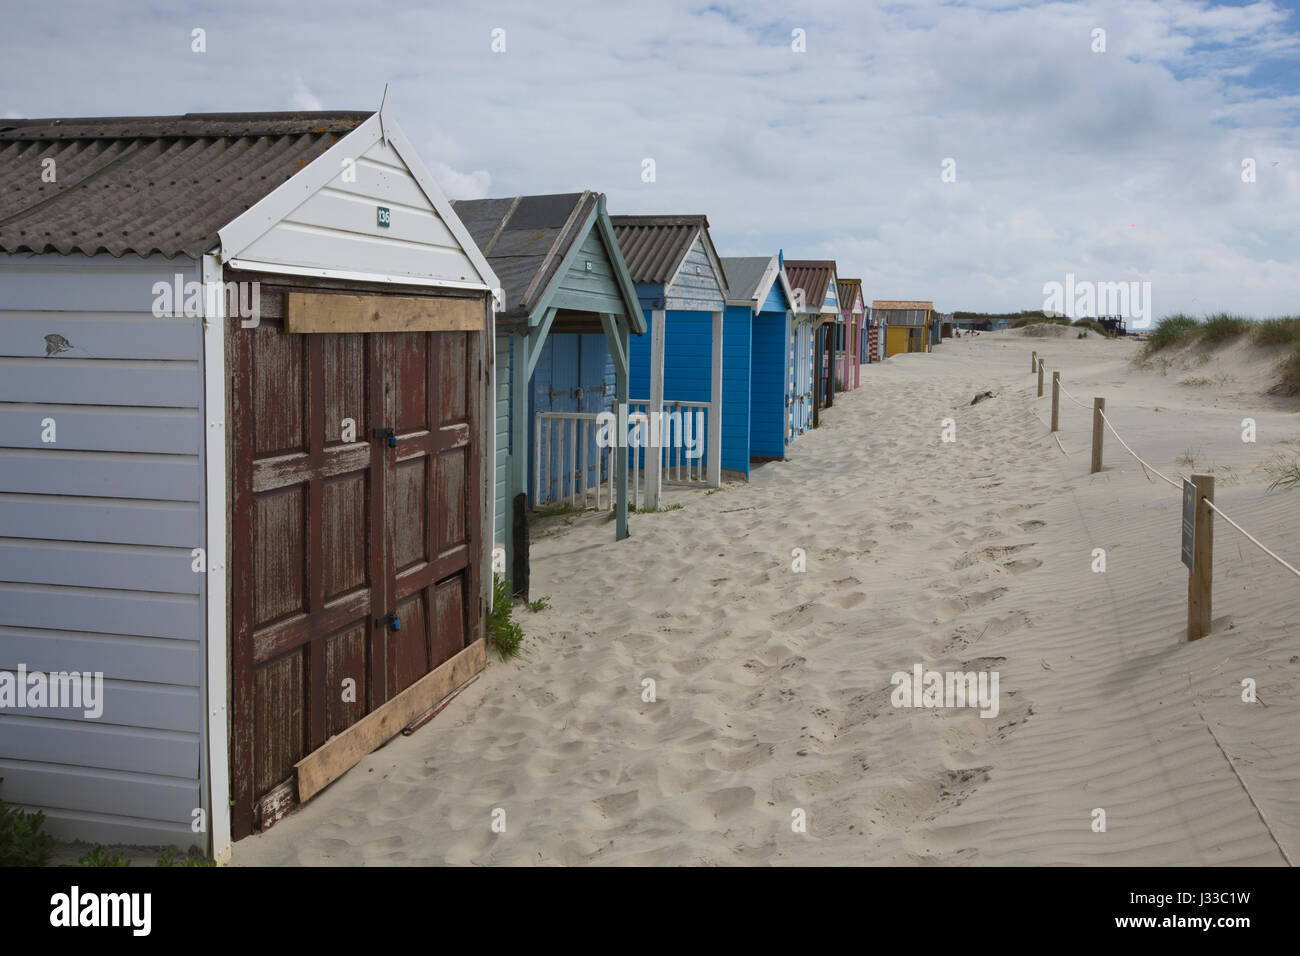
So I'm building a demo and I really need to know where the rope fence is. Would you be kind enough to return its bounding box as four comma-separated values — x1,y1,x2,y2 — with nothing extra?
1027,352,1300,639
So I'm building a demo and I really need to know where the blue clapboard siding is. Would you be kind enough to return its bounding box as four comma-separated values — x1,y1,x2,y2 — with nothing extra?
0,251,207,852
750,308,788,458
529,332,613,502
721,306,751,474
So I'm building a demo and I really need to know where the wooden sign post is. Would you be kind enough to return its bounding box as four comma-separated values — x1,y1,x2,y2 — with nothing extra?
1186,474,1214,641
1090,397,1105,473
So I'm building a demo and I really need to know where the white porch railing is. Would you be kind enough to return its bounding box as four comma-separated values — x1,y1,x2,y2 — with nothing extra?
629,399,710,485
532,400,711,513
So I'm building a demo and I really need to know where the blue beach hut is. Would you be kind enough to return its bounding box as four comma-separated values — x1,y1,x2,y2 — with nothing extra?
722,254,797,464
611,214,729,508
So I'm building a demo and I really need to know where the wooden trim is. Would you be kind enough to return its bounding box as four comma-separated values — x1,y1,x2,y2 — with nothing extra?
286,291,484,334
295,638,486,802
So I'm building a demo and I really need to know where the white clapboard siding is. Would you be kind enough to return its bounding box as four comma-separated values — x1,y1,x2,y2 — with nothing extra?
234,138,483,284
0,252,208,852
494,331,511,550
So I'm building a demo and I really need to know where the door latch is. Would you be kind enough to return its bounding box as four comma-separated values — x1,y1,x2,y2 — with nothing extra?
376,612,401,631
373,427,397,448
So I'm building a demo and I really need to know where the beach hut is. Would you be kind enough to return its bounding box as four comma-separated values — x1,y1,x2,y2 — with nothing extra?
784,260,839,426
836,278,865,390
721,254,798,464
876,300,934,356
610,215,728,508
0,107,498,859
450,192,644,598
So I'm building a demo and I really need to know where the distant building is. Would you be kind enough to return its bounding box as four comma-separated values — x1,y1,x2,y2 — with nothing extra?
874,300,934,355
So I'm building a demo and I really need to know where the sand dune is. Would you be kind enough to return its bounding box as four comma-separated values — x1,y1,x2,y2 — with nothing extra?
235,329,1299,866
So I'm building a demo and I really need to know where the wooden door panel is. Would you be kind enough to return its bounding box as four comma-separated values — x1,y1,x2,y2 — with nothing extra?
437,448,468,553
253,488,307,626
387,454,428,573
320,473,369,600
321,334,367,445
431,575,467,669
387,591,429,696
252,329,306,454
253,650,307,797
324,624,367,737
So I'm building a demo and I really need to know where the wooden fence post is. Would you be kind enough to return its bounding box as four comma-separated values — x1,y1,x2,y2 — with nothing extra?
1187,474,1215,641
1051,372,1060,432
1031,350,1037,373
1090,397,1105,473
1037,359,1045,397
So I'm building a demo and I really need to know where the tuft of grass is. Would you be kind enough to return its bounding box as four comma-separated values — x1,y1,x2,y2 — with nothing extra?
1197,313,1251,346
1264,453,1300,491
487,574,524,660
1274,345,1300,397
78,846,130,867
525,595,551,612
1252,317,1300,348
629,502,683,514
157,847,215,867
0,777,54,866
1072,318,1108,335
1011,314,1070,329
1145,314,1199,353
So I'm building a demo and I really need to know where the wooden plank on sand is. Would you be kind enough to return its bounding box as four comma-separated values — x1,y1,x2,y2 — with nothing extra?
295,638,486,802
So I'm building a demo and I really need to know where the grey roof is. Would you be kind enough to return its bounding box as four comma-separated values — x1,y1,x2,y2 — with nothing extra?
0,111,371,258
451,191,597,319
610,214,727,293
720,256,772,303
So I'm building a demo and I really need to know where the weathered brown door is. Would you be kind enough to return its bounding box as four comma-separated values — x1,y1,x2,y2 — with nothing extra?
228,285,482,838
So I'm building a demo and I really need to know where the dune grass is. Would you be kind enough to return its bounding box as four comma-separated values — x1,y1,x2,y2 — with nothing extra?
1144,314,1199,352
1254,317,1300,347
1071,318,1108,335
1139,313,1300,396
1198,313,1252,346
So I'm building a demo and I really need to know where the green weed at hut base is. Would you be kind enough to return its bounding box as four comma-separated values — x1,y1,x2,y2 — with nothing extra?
78,846,131,867
488,575,524,660
0,777,54,866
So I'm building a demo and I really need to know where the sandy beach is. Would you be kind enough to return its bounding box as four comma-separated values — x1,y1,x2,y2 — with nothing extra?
234,328,1299,866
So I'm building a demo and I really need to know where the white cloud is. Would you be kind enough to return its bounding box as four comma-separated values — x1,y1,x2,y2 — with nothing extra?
290,75,323,112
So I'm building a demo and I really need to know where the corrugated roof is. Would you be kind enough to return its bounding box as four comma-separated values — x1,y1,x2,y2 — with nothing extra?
0,111,371,258
610,214,711,286
784,259,836,313
837,278,863,312
451,192,595,319
720,256,772,303
872,300,933,309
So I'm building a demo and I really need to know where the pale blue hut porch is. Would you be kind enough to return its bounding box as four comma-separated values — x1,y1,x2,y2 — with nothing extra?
453,192,644,596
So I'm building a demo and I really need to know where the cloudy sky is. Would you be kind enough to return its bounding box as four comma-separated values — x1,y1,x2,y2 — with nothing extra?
3,0,1298,317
